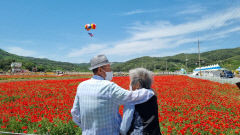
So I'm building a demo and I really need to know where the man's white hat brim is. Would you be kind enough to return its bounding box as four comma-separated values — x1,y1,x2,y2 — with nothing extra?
89,62,111,70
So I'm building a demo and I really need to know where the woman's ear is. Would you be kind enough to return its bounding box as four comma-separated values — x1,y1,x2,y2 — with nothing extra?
132,82,141,90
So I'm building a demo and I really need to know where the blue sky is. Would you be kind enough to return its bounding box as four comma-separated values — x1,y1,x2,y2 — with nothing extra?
0,0,240,63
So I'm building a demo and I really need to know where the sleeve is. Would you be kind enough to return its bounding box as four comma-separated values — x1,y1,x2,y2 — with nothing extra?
71,92,81,127
110,83,154,105
120,105,135,135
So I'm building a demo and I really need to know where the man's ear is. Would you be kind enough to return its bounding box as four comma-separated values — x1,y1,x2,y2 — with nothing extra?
98,67,105,74
97,67,101,73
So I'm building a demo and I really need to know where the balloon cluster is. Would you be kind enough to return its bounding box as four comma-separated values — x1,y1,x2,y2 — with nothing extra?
85,23,96,31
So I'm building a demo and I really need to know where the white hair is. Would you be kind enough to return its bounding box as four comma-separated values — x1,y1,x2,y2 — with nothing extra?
129,68,153,89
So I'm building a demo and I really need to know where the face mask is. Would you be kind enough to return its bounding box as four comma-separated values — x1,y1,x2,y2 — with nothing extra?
102,69,113,81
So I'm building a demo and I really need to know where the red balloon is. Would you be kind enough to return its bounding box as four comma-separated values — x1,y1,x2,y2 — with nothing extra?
91,24,96,29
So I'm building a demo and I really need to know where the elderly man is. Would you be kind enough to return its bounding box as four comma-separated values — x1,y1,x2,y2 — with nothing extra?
71,55,154,135
120,68,161,135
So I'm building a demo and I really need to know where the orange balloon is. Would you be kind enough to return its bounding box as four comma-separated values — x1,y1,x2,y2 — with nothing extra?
91,24,96,29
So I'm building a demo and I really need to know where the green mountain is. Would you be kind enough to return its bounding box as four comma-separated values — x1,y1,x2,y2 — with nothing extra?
0,47,240,72
0,49,89,72
111,47,240,72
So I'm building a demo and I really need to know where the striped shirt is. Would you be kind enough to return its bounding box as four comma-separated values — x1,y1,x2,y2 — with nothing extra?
71,75,154,135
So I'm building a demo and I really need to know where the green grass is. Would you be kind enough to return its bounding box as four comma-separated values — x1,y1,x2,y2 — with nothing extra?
1,117,82,135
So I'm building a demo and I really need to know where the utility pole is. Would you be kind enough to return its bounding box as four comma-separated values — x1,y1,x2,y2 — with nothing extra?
165,61,168,72
198,40,201,76
185,55,188,73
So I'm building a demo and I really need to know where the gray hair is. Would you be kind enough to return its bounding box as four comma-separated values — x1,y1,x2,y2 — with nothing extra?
129,68,153,89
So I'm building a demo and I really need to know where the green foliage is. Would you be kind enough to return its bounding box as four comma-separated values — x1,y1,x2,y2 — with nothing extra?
0,49,89,72
0,117,82,135
1,47,240,72
112,47,240,72
0,59,12,71
0,95,21,103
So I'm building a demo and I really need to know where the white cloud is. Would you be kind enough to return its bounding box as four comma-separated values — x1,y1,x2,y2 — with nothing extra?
178,8,204,15
67,44,107,58
6,47,36,57
149,46,214,58
207,27,240,39
129,7,240,41
0,39,35,46
178,4,206,15
121,9,160,16
67,6,240,62
103,39,166,55
104,9,240,56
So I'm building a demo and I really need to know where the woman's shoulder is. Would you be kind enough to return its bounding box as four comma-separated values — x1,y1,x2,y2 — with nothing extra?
135,95,158,108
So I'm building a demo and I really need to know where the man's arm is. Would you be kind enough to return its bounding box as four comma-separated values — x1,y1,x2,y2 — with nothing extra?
120,105,135,135
71,93,81,127
110,83,154,105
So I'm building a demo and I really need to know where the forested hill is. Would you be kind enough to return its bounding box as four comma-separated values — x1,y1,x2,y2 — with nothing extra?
0,47,240,72
0,49,89,72
111,47,240,72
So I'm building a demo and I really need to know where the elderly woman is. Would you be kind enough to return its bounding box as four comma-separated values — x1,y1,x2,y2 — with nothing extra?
120,68,161,135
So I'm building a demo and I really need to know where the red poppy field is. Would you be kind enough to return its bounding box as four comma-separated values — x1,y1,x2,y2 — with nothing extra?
0,74,92,81
0,76,240,134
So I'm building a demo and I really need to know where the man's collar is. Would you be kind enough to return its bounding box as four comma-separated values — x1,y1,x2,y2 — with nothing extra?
92,75,104,80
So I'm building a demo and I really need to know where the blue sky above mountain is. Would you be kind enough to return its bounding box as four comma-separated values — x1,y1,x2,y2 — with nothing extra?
0,0,240,63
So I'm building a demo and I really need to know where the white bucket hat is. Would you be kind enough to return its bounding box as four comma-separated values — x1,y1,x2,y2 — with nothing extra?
89,54,111,70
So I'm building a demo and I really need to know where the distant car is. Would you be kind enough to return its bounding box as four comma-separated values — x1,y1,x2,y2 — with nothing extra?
220,70,234,78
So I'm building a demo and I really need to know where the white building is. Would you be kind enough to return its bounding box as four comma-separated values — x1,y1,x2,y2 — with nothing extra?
237,66,240,71
11,62,22,73
192,64,223,77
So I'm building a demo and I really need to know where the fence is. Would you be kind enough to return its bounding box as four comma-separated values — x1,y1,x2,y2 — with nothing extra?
0,131,38,135
188,75,240,84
